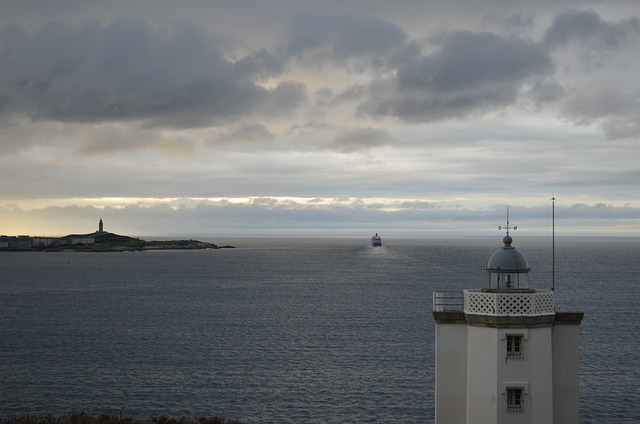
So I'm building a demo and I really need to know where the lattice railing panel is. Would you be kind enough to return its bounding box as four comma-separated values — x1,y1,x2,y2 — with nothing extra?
534,294,555,313
464,290,554,315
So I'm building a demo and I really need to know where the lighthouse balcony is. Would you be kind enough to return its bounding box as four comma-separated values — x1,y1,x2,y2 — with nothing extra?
464,289,555,316
433,290,555,315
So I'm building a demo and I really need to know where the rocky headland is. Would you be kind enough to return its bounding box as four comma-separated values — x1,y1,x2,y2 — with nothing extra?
0,231,235,252
58,238,235,252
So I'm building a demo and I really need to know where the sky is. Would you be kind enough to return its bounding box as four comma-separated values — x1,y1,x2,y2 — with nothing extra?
0,0,639,237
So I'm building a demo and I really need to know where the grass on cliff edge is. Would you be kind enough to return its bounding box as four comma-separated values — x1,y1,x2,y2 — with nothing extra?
0,413,246,424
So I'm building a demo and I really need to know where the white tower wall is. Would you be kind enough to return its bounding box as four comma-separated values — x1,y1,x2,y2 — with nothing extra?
434,318,467,424
466,325,499,424
552,314,583,423
529,327,554,424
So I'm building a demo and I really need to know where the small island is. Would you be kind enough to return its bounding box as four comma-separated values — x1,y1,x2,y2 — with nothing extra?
0,219,234,252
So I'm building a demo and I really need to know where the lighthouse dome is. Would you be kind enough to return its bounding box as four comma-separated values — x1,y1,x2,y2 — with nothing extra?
487,235,530,271
486,234,530,289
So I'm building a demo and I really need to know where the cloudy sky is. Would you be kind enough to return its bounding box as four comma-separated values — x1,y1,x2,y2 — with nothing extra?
1,0,639,237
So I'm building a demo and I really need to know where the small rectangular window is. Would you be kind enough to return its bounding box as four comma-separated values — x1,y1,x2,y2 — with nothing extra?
506,334,523,358
507,387,524,412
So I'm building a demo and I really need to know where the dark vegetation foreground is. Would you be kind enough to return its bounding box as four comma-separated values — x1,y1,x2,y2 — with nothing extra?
0,413,245,424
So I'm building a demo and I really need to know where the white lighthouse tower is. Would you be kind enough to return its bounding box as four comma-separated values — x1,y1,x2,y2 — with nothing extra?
432,213,583,424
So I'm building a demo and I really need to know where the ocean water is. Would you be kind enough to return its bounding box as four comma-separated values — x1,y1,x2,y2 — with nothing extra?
1,236,639,423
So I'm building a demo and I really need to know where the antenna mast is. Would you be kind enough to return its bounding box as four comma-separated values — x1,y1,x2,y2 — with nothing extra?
552,196,555,292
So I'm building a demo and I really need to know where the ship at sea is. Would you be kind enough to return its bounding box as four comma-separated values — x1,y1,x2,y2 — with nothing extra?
371,233,382,247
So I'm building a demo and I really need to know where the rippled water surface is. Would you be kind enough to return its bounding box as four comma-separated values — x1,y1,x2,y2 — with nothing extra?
1,236,639,423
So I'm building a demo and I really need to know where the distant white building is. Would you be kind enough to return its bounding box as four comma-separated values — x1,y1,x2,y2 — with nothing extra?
0,236,33,249
68,236,95,245
31,237,68,247
433,231,583,424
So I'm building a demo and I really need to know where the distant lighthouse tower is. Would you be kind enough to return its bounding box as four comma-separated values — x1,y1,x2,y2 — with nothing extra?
432,210,583,424
98,218,104,233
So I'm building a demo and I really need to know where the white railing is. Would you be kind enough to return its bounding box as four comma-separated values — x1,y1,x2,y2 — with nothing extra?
463,289,554,316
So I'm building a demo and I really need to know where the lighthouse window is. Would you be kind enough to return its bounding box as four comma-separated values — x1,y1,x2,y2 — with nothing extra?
506,334,523,358
506,388,524,412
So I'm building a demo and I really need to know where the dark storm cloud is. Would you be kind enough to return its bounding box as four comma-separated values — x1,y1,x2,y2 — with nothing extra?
358,31,553,122
286,8,407,61
0,17,300,127
233,48,285,80
543,9,640,48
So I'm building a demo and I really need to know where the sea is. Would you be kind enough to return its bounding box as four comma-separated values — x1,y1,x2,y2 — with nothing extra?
1,236,639,423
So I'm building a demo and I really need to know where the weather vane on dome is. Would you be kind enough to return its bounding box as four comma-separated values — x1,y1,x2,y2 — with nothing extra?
498,205,517,235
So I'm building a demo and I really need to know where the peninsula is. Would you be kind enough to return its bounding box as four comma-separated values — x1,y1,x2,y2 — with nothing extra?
0,219,234,252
